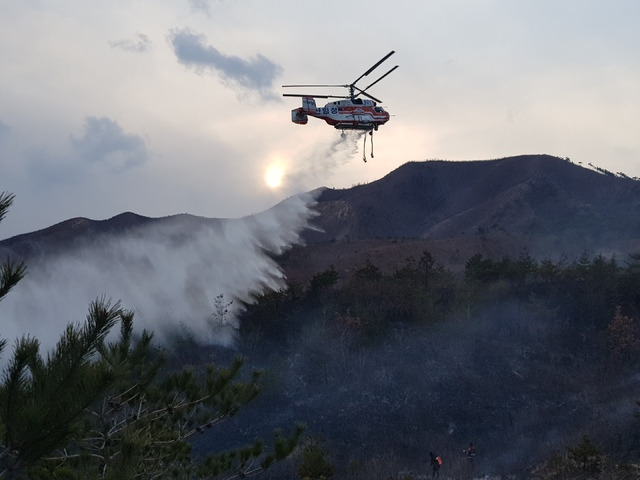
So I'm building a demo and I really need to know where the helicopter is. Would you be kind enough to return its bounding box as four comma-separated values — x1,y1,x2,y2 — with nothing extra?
283,51,398,161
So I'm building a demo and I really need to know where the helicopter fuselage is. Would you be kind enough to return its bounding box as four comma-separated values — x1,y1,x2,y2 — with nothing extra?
291,97,390,131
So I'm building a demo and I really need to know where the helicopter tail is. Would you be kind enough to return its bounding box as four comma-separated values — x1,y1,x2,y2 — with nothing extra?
291,97,316,125
302,96,316,113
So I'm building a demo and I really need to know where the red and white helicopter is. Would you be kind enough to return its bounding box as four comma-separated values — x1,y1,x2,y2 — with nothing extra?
283,51,398,161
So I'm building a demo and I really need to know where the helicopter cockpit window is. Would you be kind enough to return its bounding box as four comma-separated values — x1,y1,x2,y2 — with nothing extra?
374,107,383,112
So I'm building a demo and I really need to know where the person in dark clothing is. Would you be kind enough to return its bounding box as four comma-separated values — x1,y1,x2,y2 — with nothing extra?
466,442,476,459
429,451,442,478
465,443,477,478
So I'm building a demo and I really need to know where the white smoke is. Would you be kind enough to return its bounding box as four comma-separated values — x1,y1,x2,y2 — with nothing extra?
1,192,318,351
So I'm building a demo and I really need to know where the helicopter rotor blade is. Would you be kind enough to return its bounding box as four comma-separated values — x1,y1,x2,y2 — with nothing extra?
360,65,398,93
282,84,347,88
283,93,349,99
351,50,395,86
283,51,396,103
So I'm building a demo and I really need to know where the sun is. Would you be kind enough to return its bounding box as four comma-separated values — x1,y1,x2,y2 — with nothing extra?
265,164,284,189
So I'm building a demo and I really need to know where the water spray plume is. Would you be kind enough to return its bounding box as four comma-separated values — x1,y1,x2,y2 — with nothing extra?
1,192,319,351
284,131,363,193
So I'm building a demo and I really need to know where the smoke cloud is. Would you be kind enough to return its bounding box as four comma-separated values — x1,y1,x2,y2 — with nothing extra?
1,192,318,352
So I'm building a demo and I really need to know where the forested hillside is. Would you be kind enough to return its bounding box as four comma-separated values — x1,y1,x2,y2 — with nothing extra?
203,249,640,479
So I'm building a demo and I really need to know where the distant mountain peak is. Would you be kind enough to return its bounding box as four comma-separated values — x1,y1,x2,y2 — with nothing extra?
308,155,640,257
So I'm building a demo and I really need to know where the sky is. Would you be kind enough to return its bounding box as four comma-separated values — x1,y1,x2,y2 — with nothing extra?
2,0,640,239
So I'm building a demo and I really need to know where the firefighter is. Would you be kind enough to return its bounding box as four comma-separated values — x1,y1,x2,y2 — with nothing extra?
464,442,477,478
429,452,442,478
466,442,476,459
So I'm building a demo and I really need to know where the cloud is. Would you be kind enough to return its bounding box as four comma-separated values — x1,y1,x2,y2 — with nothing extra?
188,0,214,15
70,116,147,172
109,33,152,53
169,28,282,99
20,117,147,190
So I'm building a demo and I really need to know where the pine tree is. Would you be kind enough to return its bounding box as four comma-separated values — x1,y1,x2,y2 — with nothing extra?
606,306,639,366
297,437,334,480
418,250,435,290
567,436,602,474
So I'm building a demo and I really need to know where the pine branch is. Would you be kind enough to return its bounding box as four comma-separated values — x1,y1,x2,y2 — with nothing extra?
0,336,40,456
0,192,15,223
0,299,126,473
0,260,26,302
0,192,26,303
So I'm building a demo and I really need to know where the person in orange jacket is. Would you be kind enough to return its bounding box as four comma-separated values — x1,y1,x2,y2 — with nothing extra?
429,451,442,477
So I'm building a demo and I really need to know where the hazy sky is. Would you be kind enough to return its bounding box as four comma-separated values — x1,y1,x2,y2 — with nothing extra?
2,0,640,238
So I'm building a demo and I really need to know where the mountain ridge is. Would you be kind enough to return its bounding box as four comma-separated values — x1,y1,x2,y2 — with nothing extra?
306,154,640,257
3,154,640,271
